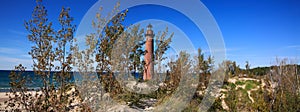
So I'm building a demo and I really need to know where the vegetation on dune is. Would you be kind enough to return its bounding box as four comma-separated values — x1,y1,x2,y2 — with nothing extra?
221,59,300,112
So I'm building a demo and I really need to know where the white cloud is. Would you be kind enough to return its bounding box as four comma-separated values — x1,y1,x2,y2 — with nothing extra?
286,45,300,51
271,56,299,60
186,48,242,56
202,47,242,53
0,56,32,70
21,54,31,58
279,45,300,51
227,53,257,57
8,29,27,36
0,47,22,54
286,45,300,48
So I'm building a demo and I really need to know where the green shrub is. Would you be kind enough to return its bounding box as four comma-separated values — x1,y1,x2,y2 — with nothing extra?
236,81,245,85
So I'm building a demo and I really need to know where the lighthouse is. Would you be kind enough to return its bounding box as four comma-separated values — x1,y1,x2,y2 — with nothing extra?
143,24,154,80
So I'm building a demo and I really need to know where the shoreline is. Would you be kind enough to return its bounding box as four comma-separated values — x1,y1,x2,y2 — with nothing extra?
0,91,42,111
0,92,8,103
0,92,9,110
0,91,42,103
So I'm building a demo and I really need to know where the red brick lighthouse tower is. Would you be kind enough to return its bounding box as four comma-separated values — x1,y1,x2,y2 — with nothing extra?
144,24,154,80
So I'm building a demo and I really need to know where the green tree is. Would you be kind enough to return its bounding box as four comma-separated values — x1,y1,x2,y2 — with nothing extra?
245,61,250,75
232,61,239,75
195,48,214,88
128,25,145,74
154,27,174,76
112,24,145,77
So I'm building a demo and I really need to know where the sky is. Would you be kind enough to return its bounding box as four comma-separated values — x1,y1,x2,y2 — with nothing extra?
0,0,299,70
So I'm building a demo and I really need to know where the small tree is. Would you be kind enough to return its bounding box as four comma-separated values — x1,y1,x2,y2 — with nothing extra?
195,48,214,88
154,27,173,81
5,64,36,111
96,9,128,94
24,0,56,110
245,61,250,75
54,6,76,109
112,24,145,78
267,58,300,111
5,1,79,111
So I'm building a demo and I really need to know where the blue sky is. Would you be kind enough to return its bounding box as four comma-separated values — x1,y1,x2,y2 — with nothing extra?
0,0,299,70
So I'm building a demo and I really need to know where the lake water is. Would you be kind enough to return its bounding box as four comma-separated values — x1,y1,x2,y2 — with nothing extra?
0,70,76,92
0,70,142,92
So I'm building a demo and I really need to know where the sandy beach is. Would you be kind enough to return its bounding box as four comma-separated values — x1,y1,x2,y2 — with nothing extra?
0,92,9,110
0,91,42,110
0,92,8,103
